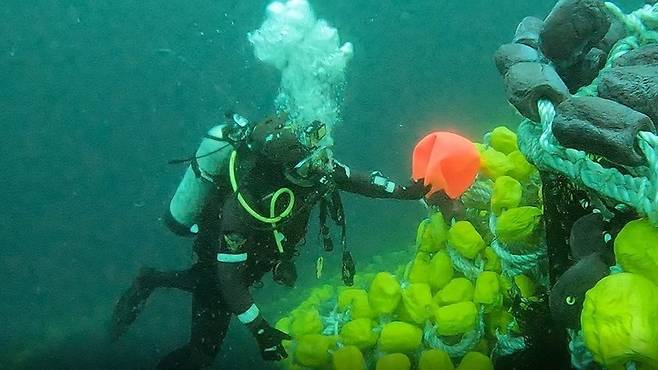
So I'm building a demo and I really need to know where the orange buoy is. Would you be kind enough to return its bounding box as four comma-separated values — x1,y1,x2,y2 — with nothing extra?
412,131,480,199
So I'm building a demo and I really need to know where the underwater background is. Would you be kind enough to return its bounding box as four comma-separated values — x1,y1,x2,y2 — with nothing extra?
0,0,647,369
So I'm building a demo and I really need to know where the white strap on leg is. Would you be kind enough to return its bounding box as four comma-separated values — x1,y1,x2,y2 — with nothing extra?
217,253,248,263
238,304,260,324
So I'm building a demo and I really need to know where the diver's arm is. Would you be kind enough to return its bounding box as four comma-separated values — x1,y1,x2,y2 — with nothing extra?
333,160,428,200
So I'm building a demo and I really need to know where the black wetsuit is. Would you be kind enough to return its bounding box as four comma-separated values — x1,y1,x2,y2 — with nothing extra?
112,148,423,370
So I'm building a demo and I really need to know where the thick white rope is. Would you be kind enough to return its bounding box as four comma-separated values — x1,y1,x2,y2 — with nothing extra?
446,245,484,281
605,2,658,44
487,213,546,277
526,97,658,224
494,329,527,357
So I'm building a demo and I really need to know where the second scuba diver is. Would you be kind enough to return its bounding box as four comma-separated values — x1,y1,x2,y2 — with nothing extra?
110,112,431,369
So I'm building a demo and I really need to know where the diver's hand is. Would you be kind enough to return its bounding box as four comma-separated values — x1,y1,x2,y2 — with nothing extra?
398,179,431,200
247,316,291,361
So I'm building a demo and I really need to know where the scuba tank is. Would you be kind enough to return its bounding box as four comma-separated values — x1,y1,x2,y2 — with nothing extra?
164,114,250,236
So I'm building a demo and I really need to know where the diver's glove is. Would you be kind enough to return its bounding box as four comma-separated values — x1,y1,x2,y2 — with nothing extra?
247,315,292,361
398,179,431,200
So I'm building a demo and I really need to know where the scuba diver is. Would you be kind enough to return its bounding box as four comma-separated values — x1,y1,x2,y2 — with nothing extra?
110,112,430,369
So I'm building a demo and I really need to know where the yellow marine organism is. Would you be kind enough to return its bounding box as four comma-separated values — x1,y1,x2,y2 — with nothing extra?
434,277,474,306
289,308,322,338
417,211,449,253
448,221,486,259
416,218,434,252
408,252,432,284
456,351,494,370
514,274,536,299
428,250,454,291
489,126,519,154
337,288,373,319
294,334,337,368
483,247,502,273
376,353,411,370
275,317,291,334
303,284,334,307
486,309,516,337
473,271,502,306
332,345,365,370
614,219,658,286
401,283,434,324
506,150,536,182
340,318,378,350
581,273,658,369
378,321,423,353
480,147,514,179
419,349,454,370
491,175,522,215
496,206,542,244
434,301,478,336
368,272,402,316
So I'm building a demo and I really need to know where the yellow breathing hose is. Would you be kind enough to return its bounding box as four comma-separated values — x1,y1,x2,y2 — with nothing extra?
229,150,295,253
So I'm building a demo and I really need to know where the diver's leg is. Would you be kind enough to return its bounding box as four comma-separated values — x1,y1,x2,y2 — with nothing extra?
157,264,232,370
110,267,196,340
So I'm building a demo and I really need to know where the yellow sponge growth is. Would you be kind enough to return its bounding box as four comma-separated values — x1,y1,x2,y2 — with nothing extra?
457,351,494,370
332,345,365,370
369,272,402,316
419,349,455,370
337,288,373,319
401,283,434,324
514,274,536,299
480,147,514,179
289,308,322,338
496,206,542,244
490,126,519,154
340,318,378,350
376,353,411,370
491,176,522,215
275,317,291,334
474,271,501,306
507,151,535,181
581,273,658,369
428,251,454,291
417,211,449,253
409,252,432,284
486,309,516,337
434,301,478,336
483,247,502,273
614,219,658,286
434,277,474,306
294,334,336,368
448,221,486,259
303,285,335,307
378,321,423,353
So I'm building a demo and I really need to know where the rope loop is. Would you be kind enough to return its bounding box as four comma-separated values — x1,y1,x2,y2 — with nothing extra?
423,307,486,358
